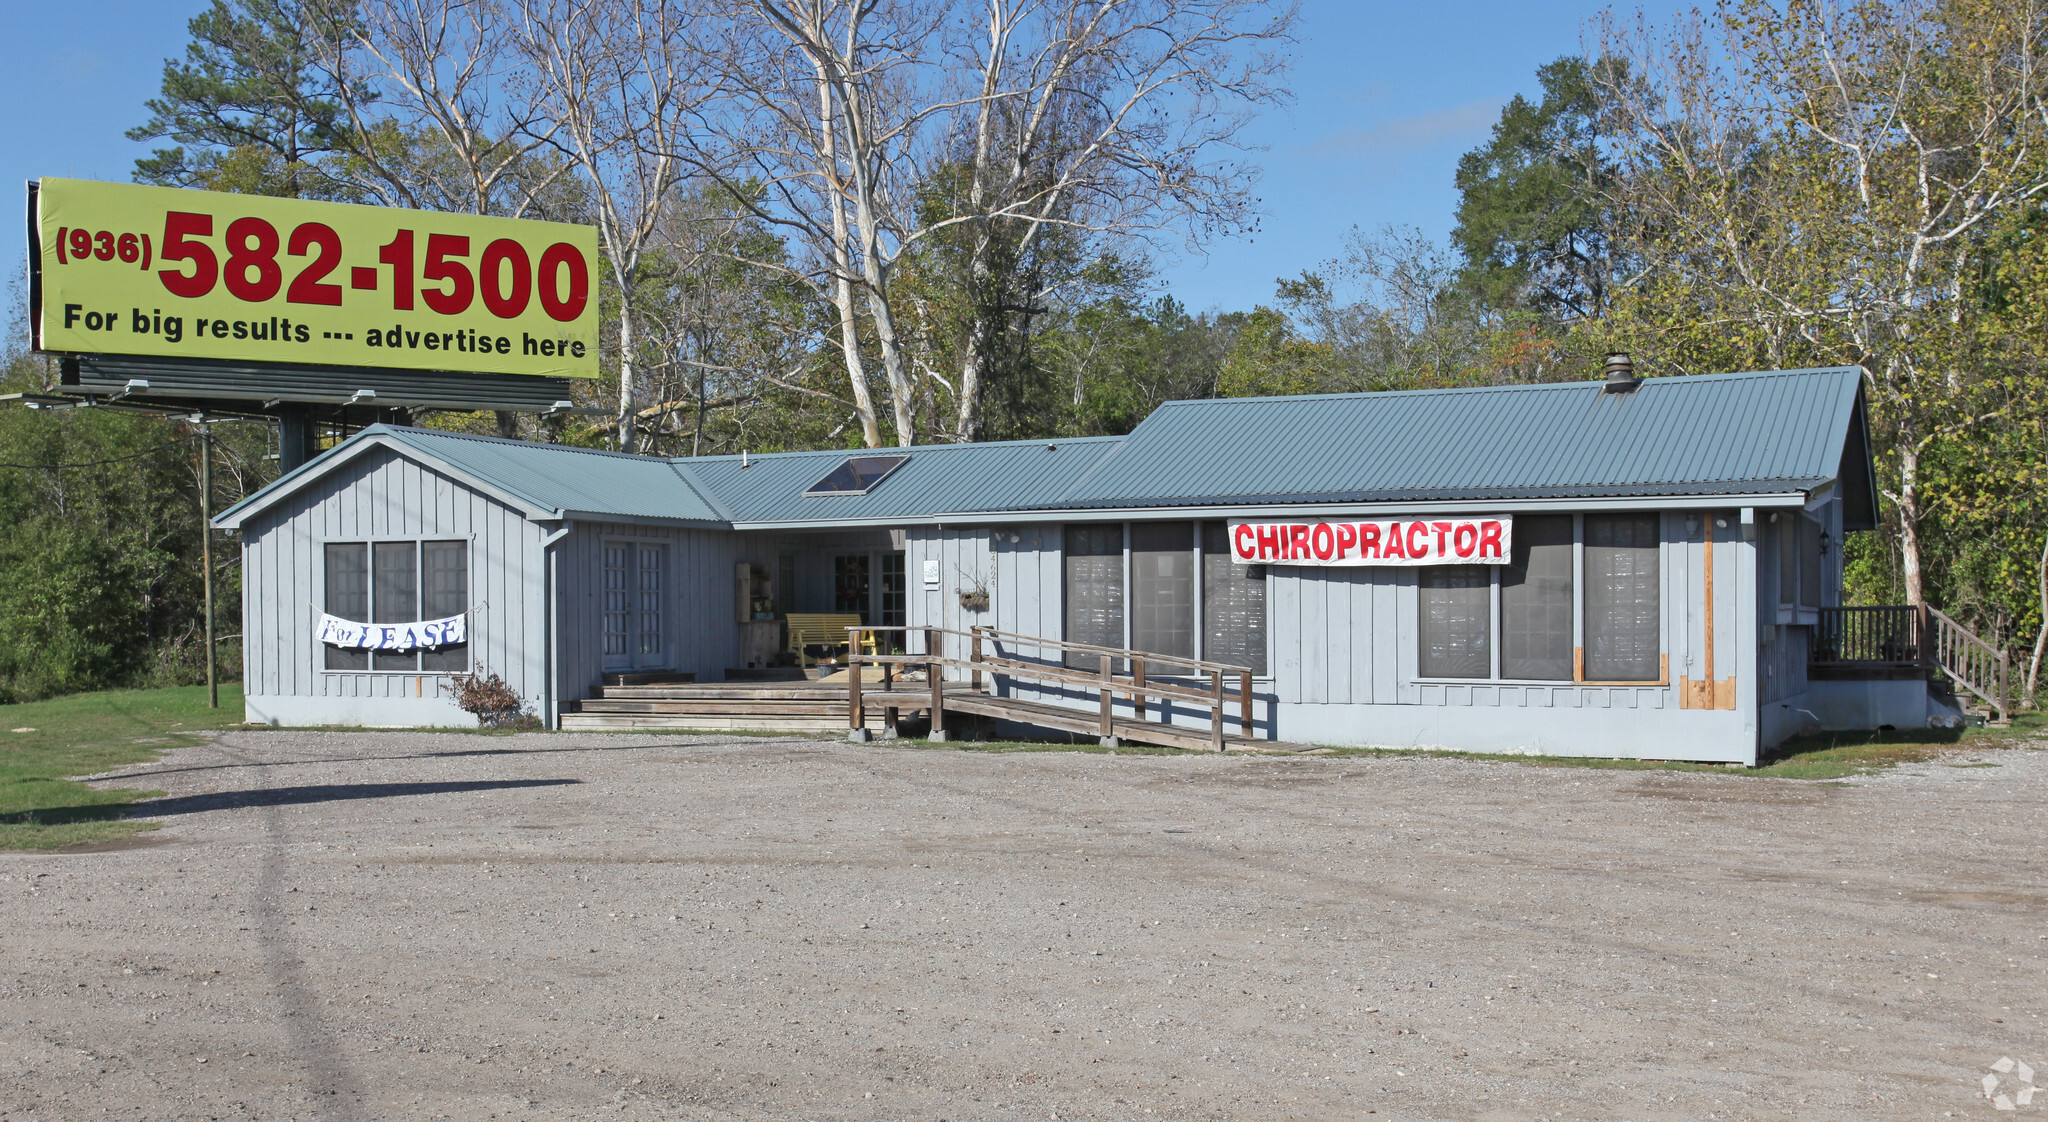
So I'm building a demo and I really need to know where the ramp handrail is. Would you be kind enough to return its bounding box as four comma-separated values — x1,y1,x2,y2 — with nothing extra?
843,625,1256,751
1927,605,2010,724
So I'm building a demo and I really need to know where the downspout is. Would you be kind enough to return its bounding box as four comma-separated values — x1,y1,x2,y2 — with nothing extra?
541,519,574,729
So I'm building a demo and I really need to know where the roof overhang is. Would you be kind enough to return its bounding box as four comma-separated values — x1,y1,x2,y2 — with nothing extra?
726,489,1825,531
213,431,561,530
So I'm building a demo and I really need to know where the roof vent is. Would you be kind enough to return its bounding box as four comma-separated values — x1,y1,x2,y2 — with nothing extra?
1602,352,1639,394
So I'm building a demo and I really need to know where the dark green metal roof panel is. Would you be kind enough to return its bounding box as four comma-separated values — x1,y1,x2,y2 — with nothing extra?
372,426,727,521
1051,367,1865,509
214,424,727,527
675,436,1126,524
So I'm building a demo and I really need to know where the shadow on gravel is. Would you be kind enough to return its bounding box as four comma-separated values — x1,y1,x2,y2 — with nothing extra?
94,740,716,783
119,778,582,818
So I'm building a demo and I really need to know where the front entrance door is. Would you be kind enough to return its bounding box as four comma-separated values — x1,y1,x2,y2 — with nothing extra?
604,541,669,670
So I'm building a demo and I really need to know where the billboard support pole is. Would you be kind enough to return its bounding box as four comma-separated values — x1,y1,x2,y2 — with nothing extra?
277,405,312,473
199,422,218,710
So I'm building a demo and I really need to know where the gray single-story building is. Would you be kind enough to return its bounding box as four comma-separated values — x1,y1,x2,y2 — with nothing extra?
214,364,1940,764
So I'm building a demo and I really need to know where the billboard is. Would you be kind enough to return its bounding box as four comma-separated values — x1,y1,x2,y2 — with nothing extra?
30,178,599,379
1230,517,1513,566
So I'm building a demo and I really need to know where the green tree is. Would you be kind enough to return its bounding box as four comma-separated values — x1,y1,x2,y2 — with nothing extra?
1451,56,1623,321
127,0,362,198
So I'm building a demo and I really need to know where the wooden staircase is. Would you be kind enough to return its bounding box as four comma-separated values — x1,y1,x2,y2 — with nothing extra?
561,679,950,733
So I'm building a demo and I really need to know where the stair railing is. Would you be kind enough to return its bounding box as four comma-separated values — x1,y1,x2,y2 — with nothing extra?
1926,605,2010,724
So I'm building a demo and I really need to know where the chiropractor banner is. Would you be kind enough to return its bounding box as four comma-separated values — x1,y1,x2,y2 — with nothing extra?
1229,517,1513,567
317,613,467,650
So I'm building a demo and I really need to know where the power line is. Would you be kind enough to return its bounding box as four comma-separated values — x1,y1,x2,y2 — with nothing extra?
0,438,194,471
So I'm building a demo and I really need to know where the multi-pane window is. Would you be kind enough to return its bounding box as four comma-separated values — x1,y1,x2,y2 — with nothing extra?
603,544,631,657
879,554,906,628
1063,524,1125,668
1131,522,1194,662
323,540,469,672
1500,514,1573,679
1414,513,1662,683
1061,521,1269,675
1202,522,1267,675
1419,566,1492,678
1583,513,1661,680
637,543,666,657
833,554,871,620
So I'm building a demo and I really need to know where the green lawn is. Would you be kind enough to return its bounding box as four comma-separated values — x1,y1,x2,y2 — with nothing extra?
0,684,244,851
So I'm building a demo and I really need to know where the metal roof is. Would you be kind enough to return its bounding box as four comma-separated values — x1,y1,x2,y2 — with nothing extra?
214,425,726,528
675,436,1126,525
217,367,1873,532
1055,366,1868,510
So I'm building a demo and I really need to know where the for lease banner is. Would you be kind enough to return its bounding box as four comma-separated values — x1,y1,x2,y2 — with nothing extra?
1230,517,1513,566
317,613,468,651
32,177,599,378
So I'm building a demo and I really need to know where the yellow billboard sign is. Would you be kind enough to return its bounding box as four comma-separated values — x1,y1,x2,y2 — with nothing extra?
31,178,599,379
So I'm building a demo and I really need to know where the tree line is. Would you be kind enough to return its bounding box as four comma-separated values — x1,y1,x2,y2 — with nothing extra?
3,0,2046,703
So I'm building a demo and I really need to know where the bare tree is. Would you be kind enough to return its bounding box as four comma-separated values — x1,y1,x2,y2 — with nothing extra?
937,0,1294,441
688,0,1291,446
1592,0,2048,606
511,0,707,453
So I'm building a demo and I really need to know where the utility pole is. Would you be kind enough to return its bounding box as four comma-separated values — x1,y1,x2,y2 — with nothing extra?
197,420,217,709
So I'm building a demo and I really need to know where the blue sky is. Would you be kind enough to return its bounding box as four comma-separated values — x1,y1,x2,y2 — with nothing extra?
0,0,1682,316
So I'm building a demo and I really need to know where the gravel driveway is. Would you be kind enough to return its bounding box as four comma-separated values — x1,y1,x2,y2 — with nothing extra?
2,730,2044,1121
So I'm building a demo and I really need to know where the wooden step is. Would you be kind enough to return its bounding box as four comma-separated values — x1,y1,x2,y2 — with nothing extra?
558,714,892,732
602,670,697,687
592,683,943,701
576,699,916,717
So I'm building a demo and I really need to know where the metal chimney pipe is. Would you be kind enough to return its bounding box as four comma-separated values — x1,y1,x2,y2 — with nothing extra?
1602,352,1640,393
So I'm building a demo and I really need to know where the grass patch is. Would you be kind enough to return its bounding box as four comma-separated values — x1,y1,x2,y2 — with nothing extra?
0,684,244,851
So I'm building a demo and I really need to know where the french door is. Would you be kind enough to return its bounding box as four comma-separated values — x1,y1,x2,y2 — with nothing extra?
603,541,669,670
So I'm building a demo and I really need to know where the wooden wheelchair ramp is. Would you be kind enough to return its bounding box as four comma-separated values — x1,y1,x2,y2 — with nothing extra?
844,625,1313,753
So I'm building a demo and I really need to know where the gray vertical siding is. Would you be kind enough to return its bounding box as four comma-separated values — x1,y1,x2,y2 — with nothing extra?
907,511,1772,762
552,522,739,707
238,446,546,726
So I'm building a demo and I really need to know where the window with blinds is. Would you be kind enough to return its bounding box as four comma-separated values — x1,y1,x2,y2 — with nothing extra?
1799,515,1823,607
1584,513,1661,680
1777,515,1799,609
1202,521,1266,675
419,541,470,672
324,543,369,671
1130,522,1194,662
1063,524,1124,669
1420,566,1492,678
1500,514,1573,680
323,540,469,672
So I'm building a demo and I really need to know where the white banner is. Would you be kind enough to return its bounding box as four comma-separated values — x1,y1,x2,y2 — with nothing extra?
1229,517,1514,567
317,612,467,650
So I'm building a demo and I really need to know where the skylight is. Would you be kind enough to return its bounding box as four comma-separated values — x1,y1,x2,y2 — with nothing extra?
805,454,909,496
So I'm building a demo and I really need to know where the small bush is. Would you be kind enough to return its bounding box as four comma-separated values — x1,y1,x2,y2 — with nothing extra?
447,671,526,721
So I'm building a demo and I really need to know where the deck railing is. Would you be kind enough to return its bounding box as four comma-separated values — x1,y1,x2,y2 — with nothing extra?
1811,606,1925,667
1813,604,2010,724
844,625,1256,750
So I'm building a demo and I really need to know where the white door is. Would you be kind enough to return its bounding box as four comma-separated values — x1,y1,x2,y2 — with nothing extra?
603,542,669,670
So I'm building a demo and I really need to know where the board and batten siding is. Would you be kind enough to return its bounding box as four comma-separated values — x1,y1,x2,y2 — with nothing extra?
238,445,546,727
551,522,739,715
913,512,1765,762
1268,509,1760,762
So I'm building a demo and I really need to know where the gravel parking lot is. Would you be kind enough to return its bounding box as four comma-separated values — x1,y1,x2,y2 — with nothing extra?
2,730,2044,1121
